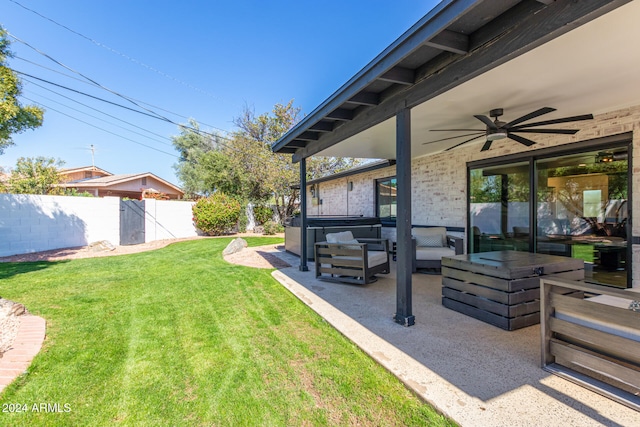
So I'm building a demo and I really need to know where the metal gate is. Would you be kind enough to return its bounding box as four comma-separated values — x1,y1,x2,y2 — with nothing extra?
119,200,145,245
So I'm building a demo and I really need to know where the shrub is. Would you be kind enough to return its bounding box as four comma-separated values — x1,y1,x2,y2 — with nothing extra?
253,204,273,225
192,193,241,236
262,220,284,235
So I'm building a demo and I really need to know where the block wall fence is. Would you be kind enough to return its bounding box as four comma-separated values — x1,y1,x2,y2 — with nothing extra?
0,194,197,257
307,105,640,287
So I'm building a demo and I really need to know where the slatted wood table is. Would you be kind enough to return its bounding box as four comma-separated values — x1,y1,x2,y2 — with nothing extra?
442,251,584,330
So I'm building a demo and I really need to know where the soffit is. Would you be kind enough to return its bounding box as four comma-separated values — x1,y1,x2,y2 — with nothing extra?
316,0,640,160
272,0,636,161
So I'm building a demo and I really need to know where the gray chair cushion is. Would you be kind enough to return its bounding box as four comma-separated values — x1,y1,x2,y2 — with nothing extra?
415,246,455,261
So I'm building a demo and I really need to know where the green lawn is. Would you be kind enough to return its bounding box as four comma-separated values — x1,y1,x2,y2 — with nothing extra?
0,238,455,426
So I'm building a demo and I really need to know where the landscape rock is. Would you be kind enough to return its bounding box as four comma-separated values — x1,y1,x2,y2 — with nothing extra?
88,240,116,252
223,238,247,256
0,298,25,356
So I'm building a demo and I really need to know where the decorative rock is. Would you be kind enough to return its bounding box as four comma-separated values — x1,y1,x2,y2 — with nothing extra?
10,303,26,316
223,238,247,256
88,240,116,252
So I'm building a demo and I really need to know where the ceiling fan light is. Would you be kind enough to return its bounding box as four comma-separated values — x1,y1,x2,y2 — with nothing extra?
486,131,508,141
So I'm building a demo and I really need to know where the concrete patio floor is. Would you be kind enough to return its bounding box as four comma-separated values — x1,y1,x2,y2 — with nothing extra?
268,248,640,426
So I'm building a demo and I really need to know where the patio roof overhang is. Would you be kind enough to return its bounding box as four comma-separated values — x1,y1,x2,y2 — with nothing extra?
272,0,638,161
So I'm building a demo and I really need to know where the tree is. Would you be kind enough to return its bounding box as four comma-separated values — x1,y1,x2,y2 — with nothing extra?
172,101,363,222
0,27,44,154
231,101,363,222
6,156,64,195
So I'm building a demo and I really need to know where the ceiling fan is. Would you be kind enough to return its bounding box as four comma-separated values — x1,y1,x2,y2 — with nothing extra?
424,107,593,152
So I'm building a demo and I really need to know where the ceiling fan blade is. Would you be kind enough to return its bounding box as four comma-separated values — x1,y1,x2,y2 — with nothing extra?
510,128,579,135
508,114,594,129
508,133,537,147
480,140,493,151
474,115,497,129
444,135,484,151
430,129,484,132
504,107,556,128
423,132,485,145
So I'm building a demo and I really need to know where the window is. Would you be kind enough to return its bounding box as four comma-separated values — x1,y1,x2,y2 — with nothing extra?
141,177,147,185
376,177,397,222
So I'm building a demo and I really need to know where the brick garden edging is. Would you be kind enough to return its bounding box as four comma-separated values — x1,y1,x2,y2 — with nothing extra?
0,316,46,393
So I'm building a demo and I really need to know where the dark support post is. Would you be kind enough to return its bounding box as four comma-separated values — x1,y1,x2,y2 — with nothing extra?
299,157,309,271
394,107,415,326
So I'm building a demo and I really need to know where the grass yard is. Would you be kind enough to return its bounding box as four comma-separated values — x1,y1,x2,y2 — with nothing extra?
0,238,455,426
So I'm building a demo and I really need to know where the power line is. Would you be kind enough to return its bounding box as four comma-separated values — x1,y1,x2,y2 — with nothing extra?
22,96,180,158
8,31,179,126
14,69,238,146
19,75,251,159
15,70,175,122
23,89,174,147
23,77,174,145
7,0,226,102
13,55,234,136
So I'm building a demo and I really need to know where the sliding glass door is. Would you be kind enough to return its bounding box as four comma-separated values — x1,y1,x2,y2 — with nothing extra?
536,150,628,287
468,142,630,288
469,162,530,253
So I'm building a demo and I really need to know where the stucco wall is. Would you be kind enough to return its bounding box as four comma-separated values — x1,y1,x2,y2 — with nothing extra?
306,105,640,286
144,199,197,243
0,194,120,257
0,195,198,257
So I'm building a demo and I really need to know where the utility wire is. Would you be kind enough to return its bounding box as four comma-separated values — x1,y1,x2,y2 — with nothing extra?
7,31,180,126
23,89,174,147
7,0,226,102
14,69,237,146
23,96,180,158
13,55,234,136
19,73,250,159
23,77,174,145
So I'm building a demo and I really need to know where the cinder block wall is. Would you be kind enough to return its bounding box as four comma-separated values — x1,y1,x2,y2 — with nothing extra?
0,195,199,257
144,199,197,242
306,105,640,286
0,194,120,257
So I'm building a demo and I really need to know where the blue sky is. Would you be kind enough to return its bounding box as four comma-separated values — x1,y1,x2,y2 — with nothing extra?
1,0,439,184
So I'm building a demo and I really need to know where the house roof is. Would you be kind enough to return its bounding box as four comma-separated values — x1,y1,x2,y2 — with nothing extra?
59,172,184,195
59,166,112,176
272,0,637,162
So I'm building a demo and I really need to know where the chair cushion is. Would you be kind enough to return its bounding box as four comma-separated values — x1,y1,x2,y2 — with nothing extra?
415,246,455,261
412,227,446,246
326,231,355,243
333,251,388,267
340,238,362,250
415,234,443,247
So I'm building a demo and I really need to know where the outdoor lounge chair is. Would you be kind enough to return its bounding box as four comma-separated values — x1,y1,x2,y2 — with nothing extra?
314,231,389,285
412,227,463,272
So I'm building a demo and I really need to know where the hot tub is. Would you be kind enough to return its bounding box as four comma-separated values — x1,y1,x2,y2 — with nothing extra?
285,216,382,260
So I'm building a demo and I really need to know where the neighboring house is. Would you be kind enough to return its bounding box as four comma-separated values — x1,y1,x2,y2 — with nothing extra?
58,166,184,199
